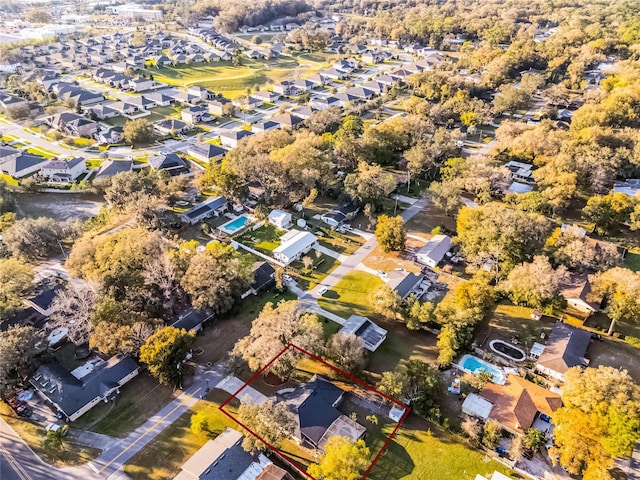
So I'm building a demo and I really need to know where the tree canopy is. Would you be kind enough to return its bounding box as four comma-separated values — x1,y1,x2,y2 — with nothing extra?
551,366,640,480
308,436,371,480
139,326,196,388
233,300,323,378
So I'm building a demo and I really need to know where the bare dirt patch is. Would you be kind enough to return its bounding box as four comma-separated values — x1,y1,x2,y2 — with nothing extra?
362,238,425,274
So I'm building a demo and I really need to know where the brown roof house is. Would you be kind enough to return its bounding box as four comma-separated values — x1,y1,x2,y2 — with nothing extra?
535,322,591,382
478,374,562,435
559,273,603,316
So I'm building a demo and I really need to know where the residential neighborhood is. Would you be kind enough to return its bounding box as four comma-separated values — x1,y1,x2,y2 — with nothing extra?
1,0,640,480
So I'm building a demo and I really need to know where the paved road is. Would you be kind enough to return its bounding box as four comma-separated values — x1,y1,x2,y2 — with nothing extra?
0,363,225,480
301,198,429,304
93,364,225,480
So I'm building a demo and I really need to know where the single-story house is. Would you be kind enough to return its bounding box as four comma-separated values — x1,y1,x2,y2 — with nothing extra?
320,202,360,228
129,77,155,92
474,374,562,435
385,270,424,299
173,428,277,480
271,113,304,130
219,130,254,148
252,120,280,133
339,315,387,351
94,159,132,180
535,322,591,382
155,118,190,135
143,92,175,106
47,112,98,138
148,153,189,176
0,153,48,179
186,143,228,163
415,234,452,268
179,196,228,224
40,157,86,183
268,209,292,229
273,229,318,265
171,308,214,334
559,274,603,315
30,355,139,422
251,90,281,103
285,375,366,451
23,280,65,317
242,262,276,298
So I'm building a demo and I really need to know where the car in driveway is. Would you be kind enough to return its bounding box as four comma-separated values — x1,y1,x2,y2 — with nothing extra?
377,270,388,279
318,286,328,295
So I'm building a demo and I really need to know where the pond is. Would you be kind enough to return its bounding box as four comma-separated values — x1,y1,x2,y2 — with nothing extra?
14,192,105,222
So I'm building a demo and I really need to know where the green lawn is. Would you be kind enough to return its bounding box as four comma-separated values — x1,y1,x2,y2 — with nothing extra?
290,254,340,291
124,389,240,480
72,371,177,438
318,270,385,319
369,415,516,480
317,231,364,255
238,224,286,254
143,54,335,99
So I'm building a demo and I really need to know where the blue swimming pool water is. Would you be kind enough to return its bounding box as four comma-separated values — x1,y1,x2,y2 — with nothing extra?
460,354,505,384
221,215,249,233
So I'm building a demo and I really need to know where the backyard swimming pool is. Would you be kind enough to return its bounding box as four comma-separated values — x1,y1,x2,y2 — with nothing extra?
489,339,526,362
218,214,251,235
459,354,506,384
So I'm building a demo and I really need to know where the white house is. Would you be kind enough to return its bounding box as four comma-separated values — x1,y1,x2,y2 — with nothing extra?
180,196,228,224
41,157,86,183
415,234,452,268
268,209,292,229
273,230,318,265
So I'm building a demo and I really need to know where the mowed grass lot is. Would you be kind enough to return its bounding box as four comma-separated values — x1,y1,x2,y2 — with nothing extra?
319,270,438,375
318,270,384,319
0,402,101,467
290,253,340,291
237,224,286,254
124,389,240,480
72,371,177,438
142,53,336,98
369,415,516,480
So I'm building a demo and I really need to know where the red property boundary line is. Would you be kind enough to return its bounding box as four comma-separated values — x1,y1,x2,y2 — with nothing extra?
219,343,411,480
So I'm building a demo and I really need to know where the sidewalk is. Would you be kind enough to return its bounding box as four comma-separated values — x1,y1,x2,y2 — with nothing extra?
94,364,225,480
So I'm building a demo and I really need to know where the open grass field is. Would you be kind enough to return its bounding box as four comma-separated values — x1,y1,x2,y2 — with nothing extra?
124,389,240,480
238,224,286,254
142,53,337,98
290,253,340,291
72,371,177,438
0,402,102,467
318,270,385,320
369,414,517,480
